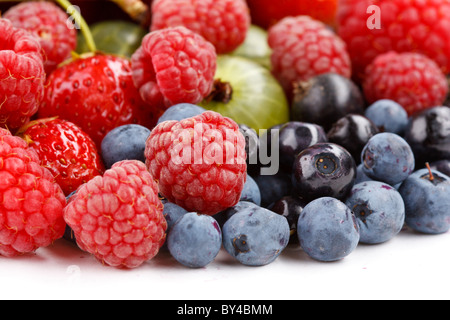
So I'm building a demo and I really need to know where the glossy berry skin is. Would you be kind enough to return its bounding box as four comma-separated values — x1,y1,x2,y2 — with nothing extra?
292,142,357,202
38,54,157,148
278,121,328,172
346,181,405,244
17,117,105,196
399,168,450,234
162,200,189,233
297,197,360,262
101,124,151,169
327,114,379,163
157,103,206,124
253,171,292,208
291,73,366,131
268,196,307,241
167,212,222,268
362,133,415,186
364,99,409,135
222,203,290,266
404,106,450,168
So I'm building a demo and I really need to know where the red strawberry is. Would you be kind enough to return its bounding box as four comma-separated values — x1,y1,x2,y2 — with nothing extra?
37,53,159,148
17,117,105,196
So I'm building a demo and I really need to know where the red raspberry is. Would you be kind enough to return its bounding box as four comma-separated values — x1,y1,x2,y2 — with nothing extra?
17,117,105,196
3,1,77,75
131,26,217,112
0,128,66,257
38,54,157,148
150,0,250,54
363,51,449,116
337,0,450,82
145,111,247,216
63,160,167,268
268,16,352,99
0,18,45,132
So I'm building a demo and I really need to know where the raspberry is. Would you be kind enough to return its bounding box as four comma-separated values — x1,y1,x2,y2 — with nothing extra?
145,111,247,216
3,1,77,75
0,18,45,132
268,16,352,99
150,0,250,54
131,26,217,112
0,128,66,257
63,160,167,268
363,51,449,116
337,0,450,82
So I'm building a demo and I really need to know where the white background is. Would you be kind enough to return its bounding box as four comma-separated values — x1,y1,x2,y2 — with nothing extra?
1,225,449,300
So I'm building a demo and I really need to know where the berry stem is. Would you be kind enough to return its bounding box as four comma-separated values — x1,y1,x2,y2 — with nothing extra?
109,0,149,24
204,79,233,104
426,162,435,182
54,0,97,53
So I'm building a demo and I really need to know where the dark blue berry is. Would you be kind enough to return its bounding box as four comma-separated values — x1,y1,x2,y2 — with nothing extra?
399,167,450,234
292,142,357,202
101,124,151,169
167,212,222,268
268,196,307,241
361,133,415,186
345,181,405,244
157,103,206,124
253,171,292,207
222,204,290,266
364,99,409,135
297,197,360,262
239,174,261,206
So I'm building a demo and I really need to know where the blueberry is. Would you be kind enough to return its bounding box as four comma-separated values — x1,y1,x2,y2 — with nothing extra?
239,124,260,176
101,124,151,169
291,73,366,131
297,197,360,262
222,204,290,266
162,201,189,233
345,181,405,244
355,163,375,184
399,167,450,234
278,121,328,172
404,106,450,167
167,212,222,268
214,201,258,228
292,142,357,202
327,114,379,163
268,196,307,241
364,99,409,135
253,171,292,207
240,174,261,206
157,103,206,124
361,133,415,186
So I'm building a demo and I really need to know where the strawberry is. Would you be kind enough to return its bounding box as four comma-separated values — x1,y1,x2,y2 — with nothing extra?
37,53,159,148
17,117,105,196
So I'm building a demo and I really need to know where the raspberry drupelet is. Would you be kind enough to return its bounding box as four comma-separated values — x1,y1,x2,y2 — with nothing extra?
145,111,247,216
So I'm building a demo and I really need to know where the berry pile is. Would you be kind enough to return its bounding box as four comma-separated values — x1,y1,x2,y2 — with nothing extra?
0,0,449,269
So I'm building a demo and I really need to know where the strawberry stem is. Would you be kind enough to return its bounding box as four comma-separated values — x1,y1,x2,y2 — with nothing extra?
54,0,97,53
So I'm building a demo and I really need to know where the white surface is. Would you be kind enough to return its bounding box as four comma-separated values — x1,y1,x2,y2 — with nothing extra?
1,226,449,300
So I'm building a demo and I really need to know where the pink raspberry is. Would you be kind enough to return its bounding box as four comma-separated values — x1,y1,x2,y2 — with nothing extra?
0,18,45,132
145,111,247,216
63,160,167,269
150,0,250,54
337,0,450,82
3,1,77,75
131,26,217,113
363,51,449,116
0,128,66,257
268,16,352,99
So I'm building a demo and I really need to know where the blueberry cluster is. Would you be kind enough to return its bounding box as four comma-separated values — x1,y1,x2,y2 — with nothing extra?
103,102,450,267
